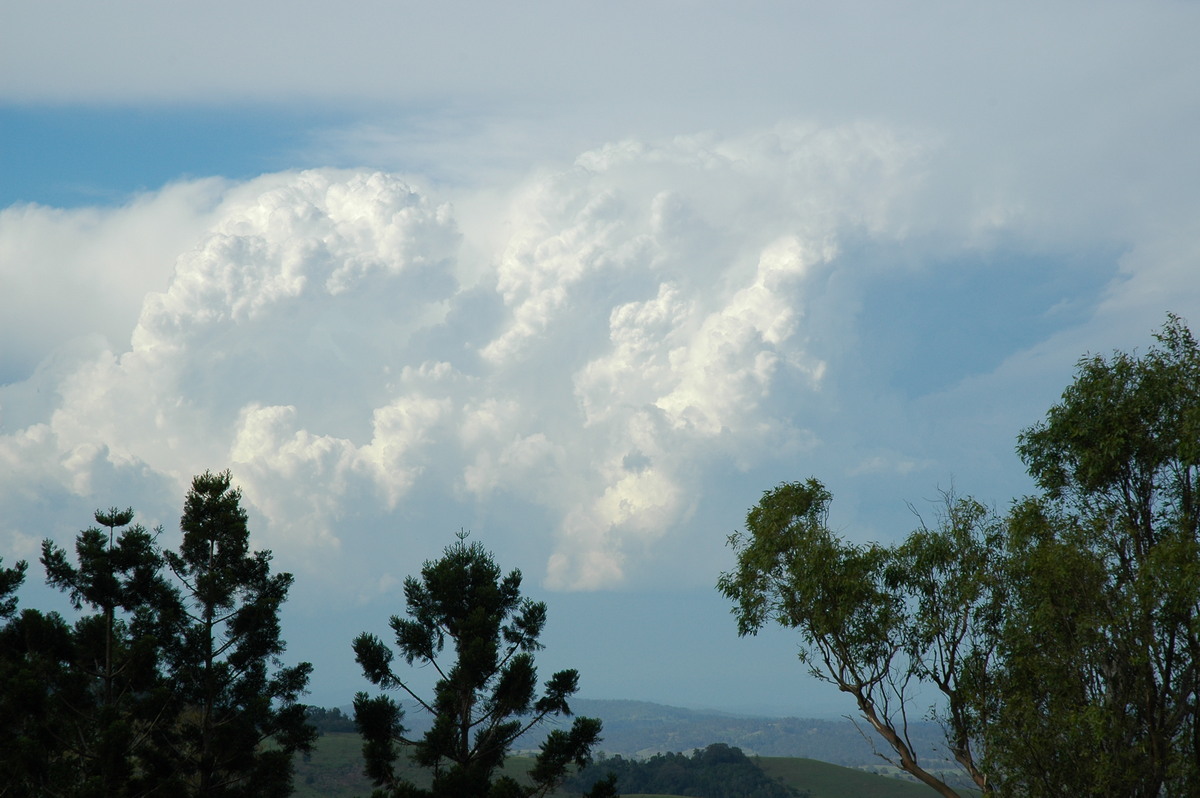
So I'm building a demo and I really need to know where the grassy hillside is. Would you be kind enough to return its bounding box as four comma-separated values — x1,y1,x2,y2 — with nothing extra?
757,757,951,798
293,734,548,798
292,733,972,798
292,732,377,797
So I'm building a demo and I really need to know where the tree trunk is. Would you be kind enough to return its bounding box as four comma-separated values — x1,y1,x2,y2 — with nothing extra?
850,687,962,798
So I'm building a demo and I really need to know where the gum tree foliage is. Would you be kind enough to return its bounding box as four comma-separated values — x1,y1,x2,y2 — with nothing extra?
981,499,1116,796
997,312,1200,797
719,314,1200,798
718,480,1001,798
352,532,606,798
163,470,316,797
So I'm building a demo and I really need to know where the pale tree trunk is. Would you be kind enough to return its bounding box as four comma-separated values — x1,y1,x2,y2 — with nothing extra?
848,685,963,798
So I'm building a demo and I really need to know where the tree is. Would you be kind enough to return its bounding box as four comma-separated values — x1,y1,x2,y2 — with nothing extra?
885,493,1005,794
352,532,606,798
568,744,799,798
2,509,187,798
0,555,60,795
163,470,315,797
38,508,184,796
719,313,1200,797
0,555,24,619
0,568,82,797
980,498,1119,797
718,480,999,797
997,312,1200,796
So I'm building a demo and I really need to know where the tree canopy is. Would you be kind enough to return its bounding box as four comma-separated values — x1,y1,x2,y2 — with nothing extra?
38,507,184,795
719,482,999,797
997,312,1200,796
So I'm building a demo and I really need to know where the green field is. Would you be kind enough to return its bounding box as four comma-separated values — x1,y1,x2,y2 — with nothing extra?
756,756,963,798
292,732,378,798
293,733,975,798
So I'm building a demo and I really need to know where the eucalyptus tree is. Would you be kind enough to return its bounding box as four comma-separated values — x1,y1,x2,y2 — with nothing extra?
885,493,1005,793
352,532,605,798
718,480,1001,797
720,313,1200,798
997,312,1200,797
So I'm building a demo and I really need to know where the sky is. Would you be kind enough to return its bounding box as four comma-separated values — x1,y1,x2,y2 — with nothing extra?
2,0,1200,718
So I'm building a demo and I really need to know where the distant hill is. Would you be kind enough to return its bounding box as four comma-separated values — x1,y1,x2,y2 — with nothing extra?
311,698,976,792
568,699,954,769
293,735,973,798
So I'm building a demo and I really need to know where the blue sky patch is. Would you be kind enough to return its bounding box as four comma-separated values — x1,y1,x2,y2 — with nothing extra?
1,105,345,207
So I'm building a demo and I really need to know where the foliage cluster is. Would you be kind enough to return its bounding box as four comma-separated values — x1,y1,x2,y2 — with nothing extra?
0,471,314,797
567,743,805,798
719,314,1200,797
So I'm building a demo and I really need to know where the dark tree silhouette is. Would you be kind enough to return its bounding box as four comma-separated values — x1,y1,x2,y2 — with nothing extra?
353,531,606,798
163,470,315,797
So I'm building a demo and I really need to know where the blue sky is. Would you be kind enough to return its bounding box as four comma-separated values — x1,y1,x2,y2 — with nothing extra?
3,1,1200,716
0,106,341,207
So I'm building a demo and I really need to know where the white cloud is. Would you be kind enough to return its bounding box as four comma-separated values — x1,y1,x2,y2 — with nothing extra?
3,117,1199,596
0,181,228,383
2,169,460,549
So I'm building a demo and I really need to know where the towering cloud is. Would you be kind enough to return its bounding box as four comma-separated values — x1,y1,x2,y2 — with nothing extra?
1,123,1193,595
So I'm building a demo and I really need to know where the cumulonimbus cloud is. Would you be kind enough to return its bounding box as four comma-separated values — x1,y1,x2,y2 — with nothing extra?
4,123,1188,591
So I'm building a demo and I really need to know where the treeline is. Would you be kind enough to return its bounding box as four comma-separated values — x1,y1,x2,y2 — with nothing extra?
565,699,952,766
567,743,806,798
305,706,358,735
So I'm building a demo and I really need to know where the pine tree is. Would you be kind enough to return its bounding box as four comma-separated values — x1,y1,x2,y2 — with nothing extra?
163,470,315,797
37,508,182,796
353,532,606,798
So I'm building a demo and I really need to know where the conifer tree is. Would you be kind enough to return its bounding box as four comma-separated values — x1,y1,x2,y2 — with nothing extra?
353,532,606,798
0,556,82,796
0,555,24,619
37,509,183,796
163,470,315,797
